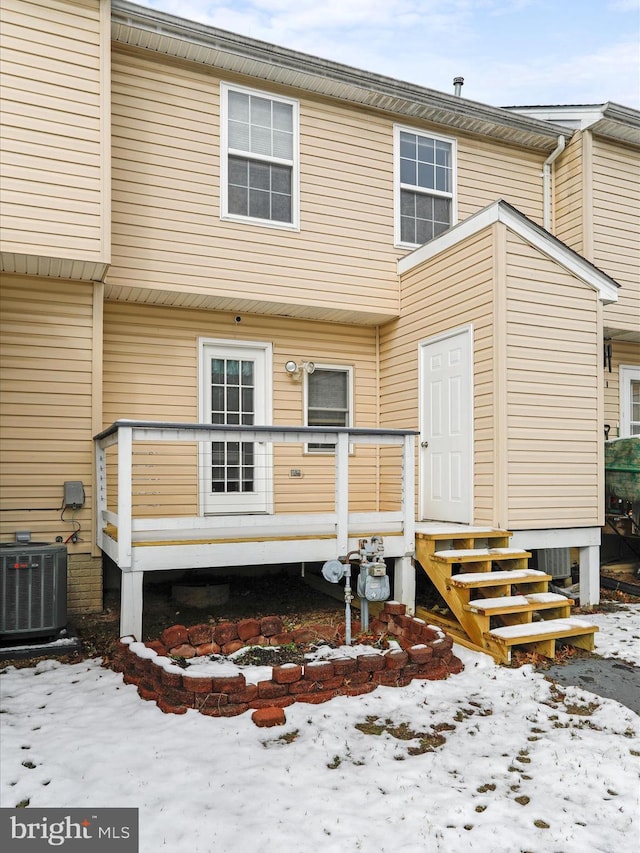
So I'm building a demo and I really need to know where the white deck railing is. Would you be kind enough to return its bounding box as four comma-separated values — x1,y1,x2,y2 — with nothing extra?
95,420,417,572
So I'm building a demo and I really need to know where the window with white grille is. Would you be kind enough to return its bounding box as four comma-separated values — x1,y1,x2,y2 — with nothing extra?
221,83,299,229
394,125,456,247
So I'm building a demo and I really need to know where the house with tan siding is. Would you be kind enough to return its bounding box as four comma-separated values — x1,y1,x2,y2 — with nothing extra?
1,0,638,658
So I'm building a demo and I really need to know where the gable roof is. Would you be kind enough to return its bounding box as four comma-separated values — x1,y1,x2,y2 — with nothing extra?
397,200,620,305
111,0,569,153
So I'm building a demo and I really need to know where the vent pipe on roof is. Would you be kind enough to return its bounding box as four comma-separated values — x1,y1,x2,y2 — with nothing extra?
453,76,464,96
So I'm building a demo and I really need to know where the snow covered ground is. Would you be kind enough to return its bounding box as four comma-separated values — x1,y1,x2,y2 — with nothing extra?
1,604,639,853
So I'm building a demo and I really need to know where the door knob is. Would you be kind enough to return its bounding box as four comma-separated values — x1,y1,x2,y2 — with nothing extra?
421,441,429,448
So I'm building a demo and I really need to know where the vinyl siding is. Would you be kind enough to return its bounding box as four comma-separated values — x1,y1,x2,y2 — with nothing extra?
0,0,107,262
381,230,495,521
0,275,96,547
592,138,640,335
109,50,399,320
504,230,601,527
108,47,546,321
102,302,384,517
554,132,584,254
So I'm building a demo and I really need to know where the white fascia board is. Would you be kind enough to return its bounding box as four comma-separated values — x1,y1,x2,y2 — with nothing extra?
507,105,605,129
397,200,619,305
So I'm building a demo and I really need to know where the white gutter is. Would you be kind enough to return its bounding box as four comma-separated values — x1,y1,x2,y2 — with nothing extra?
543,135,565,231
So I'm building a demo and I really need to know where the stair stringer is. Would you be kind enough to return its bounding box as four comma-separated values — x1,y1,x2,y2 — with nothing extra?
414,530,598,663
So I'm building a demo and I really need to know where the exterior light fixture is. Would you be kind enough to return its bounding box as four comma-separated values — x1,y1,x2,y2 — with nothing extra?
285,360,316,380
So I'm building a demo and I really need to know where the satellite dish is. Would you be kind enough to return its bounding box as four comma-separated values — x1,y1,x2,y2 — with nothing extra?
321,559,344,583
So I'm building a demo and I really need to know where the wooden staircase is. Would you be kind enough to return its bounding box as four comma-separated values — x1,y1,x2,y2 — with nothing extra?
415,527,598,664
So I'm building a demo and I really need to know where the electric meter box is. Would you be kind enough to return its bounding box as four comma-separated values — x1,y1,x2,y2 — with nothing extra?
63,481,85,508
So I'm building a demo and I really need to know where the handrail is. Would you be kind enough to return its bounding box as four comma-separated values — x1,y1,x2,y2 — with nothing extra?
94,419,417,442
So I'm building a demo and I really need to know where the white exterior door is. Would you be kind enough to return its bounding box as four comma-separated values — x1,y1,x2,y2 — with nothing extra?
199,340,272,514
420,327,473,522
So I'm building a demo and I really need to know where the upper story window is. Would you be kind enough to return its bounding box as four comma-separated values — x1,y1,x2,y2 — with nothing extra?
394,125,456,247
221,82,299,229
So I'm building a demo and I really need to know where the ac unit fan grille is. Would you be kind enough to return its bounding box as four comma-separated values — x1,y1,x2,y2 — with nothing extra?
0,545,67,638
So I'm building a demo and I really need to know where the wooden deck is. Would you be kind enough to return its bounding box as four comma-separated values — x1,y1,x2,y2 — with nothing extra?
95,420,417,639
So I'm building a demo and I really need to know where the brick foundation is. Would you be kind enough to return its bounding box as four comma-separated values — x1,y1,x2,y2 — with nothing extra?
67,553,103,615
108,602,464,720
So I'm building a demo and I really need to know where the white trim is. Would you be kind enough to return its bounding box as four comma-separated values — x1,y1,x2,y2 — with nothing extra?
418,324,474,524
397,200,619,305
620,364,640,437
393,123,458,249
220,81,300,231
303,363,354,454
197,337,274,514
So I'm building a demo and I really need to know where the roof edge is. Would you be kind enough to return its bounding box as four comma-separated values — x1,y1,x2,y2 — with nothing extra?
397,200,620,304
111,0,570,151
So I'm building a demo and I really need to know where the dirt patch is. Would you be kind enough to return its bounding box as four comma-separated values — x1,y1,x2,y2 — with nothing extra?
75,571,345,661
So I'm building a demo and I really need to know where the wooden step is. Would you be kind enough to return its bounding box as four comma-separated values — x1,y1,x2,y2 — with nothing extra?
450,569,550,588
466,592,573,616
432,547,531,564
416,527,511,540
487,617,597,647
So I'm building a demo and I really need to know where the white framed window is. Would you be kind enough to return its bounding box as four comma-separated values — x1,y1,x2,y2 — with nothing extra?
394,124,457,248
304,365,353,453
220,82,299,229
620,365,640,437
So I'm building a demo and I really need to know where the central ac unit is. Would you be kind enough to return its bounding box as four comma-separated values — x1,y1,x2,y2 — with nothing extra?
536,547,572,580
0,543,68,640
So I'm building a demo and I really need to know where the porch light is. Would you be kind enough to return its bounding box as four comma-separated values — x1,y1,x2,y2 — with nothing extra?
285,360,315,379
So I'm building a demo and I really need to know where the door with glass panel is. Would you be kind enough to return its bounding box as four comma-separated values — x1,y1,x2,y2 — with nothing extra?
200,342,271,514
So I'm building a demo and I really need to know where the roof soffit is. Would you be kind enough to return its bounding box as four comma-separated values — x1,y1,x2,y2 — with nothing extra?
111,0,568,152
397,200,620,305
506,103,640,148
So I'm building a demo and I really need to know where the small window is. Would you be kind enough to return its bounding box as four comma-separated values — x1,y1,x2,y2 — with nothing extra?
221,83,299,229
394,125,456,247
305,366,352,452
620,365,640,437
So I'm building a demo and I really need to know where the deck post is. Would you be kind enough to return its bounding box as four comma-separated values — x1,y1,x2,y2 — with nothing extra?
393,556,416,615
402,434,416,554
95,440,107,550
120,571,143,640
335,432,349,555
396,434,417,614
117,425,133,570
578,544,600,606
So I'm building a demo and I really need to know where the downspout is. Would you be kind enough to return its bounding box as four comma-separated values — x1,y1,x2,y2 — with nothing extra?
543,135,565,232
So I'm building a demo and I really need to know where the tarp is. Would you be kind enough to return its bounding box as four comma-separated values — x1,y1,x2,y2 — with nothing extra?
605,437,640,501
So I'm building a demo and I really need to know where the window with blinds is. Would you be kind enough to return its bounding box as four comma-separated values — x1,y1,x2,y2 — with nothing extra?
394,125,456,247
305,366,352,452
221,83,299,228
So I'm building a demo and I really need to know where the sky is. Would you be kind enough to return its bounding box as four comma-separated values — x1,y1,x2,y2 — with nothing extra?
135,0,640,109
1,604,639,853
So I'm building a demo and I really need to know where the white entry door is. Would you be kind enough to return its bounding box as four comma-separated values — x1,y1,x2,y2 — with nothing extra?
420,327,473,522
200,340,272,514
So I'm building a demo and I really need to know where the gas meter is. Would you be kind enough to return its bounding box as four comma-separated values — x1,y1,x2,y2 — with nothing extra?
356,537,390,630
